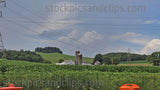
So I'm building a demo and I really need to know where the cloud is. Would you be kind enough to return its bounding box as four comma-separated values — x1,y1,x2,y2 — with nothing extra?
55,30,103,45
27,30,103,48
55,30,80,44
141,39,160,55
26,37,54,45
144,20,157,24
31,2,82,34
111,32,151,45
77,31,103,45
103,46,129,54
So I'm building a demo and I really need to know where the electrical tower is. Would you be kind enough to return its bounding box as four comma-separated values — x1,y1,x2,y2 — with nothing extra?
127,48,131,61
0,32,4,51
0,32,6,59
0,0,6,17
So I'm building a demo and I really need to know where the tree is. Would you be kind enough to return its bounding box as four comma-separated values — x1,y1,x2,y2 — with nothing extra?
110,57,120,65
0,50,45,63
147,52,160,66
147,55,154,63
93,54,103,64
103,52,147,62
102,55,120,65
35,47,63,54
102,56,111,65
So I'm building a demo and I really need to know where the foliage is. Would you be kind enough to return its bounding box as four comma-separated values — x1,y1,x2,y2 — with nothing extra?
0,59,160,90
93,54,103,64
102,56,111,65
147,52,160,66
0,50,44,63
110,57,120,65
104,52,147,61
35,47,63,54
94,53,148,65
44,60,52,64
0,63,7,73
93,55,120,65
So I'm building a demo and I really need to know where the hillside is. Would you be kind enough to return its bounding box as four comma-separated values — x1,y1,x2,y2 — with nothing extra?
37,52,93,64
0,59,42,65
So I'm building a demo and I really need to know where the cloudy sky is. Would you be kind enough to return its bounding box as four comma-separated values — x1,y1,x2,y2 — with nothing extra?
0,0,160,57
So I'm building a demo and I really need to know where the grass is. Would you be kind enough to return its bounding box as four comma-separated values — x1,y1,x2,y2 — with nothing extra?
36,52,93,64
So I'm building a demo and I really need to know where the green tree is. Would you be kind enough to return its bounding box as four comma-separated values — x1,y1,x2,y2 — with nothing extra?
102,56,111,65
110,57,120,65
148,52,160,66
35,47,63,54
93,54,103,64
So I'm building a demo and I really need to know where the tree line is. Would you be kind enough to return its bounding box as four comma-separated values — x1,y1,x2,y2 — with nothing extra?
147,52,160,66
35,47,63,54
93,53,147,65
0,50,51,64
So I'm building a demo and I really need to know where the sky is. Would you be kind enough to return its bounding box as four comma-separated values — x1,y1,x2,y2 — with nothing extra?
0,0,160,57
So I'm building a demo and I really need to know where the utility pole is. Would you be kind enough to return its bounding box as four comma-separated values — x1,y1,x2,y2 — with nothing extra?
0,32,6,59
127,48,131,61
0,0,6,17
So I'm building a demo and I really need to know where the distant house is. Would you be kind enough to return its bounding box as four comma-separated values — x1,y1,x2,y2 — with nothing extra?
82,62,92,65
56,60,75,65
94,61,101,65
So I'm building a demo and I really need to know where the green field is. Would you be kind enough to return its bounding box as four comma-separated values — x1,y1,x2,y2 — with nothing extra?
1,59,160,90
37,52,93,64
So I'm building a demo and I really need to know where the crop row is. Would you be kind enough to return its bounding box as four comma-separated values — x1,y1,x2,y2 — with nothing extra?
1,63,160,73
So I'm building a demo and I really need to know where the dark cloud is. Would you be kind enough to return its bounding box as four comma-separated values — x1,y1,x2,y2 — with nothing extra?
39,30,71,39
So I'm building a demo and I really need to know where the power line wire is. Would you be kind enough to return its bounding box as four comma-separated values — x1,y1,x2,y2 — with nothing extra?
6,1,101,54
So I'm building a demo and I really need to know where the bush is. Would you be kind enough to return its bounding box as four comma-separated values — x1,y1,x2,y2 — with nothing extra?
44,60,52,64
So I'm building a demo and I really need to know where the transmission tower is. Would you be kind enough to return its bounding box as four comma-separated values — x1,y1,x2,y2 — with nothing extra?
0,32,6,59
127,48,131,61
0,32,4,51
0,0,6,17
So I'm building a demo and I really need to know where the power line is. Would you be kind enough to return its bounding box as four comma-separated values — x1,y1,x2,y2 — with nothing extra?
0,0,6,17
5,2,100,54
1,16,96,55
3,19,160,27
0,17,77,54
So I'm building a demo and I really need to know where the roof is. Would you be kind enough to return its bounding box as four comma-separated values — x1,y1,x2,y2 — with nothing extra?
95,61,101,63
94,61,101,65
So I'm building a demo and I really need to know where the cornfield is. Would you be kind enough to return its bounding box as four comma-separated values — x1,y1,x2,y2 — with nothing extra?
0,60,160,90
